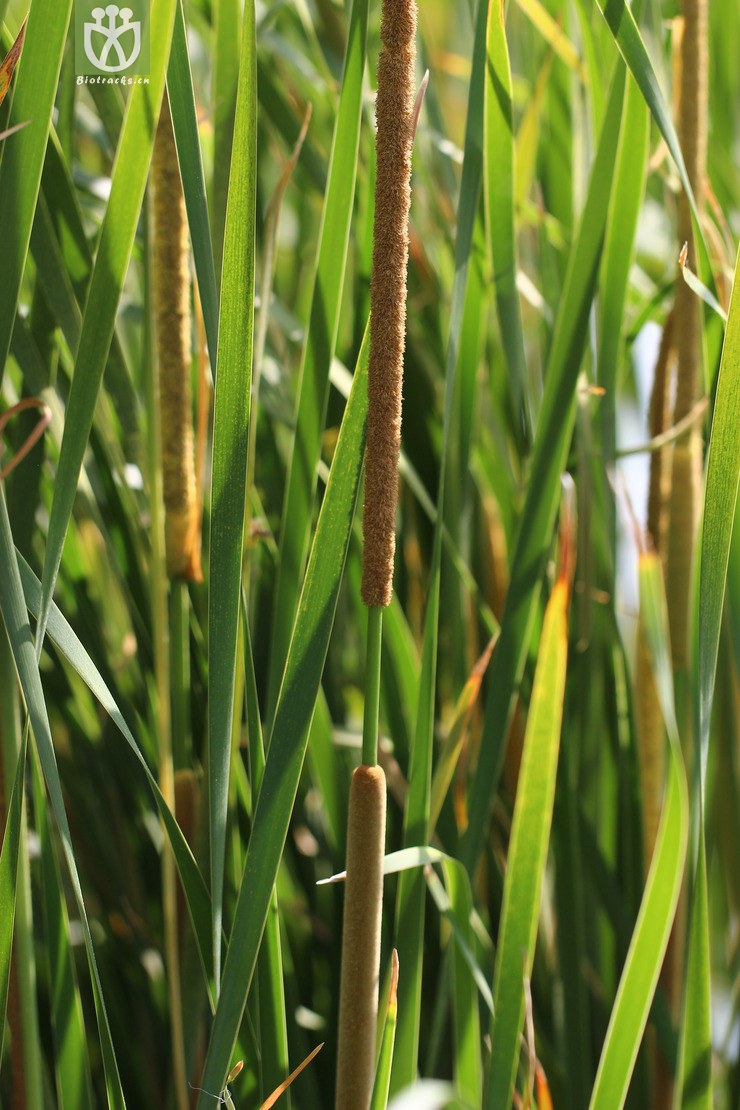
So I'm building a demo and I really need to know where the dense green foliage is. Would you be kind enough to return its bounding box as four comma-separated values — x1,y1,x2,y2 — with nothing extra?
0,0,738,1107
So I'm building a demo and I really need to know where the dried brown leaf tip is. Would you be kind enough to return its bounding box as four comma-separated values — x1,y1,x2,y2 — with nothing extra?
0,18,27,109
361,0,418,609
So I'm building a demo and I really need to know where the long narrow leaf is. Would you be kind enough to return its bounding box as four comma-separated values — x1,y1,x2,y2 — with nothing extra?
392,0,488,1089
0,711,26,1065
31,748,95,1110
589,554,689,1109
208,0,257,988
196,326,370,1107
266,0,368,714
0,0,72,387
462,64,627,872
0,494,127,1107
697,245,740,790
17,551,213,989
485,571,570,1108
37,0,178,648
594,0,709,265
677,825,712,1110
484,0,529,447
167,0,219,364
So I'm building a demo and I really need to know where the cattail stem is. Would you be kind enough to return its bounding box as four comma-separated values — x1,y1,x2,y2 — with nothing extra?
335,766,388,1110
362,606,384,766
361,0,417,609
152,91,201,582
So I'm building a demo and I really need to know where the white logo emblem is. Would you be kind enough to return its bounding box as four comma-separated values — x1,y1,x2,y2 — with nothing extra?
84,5,141,72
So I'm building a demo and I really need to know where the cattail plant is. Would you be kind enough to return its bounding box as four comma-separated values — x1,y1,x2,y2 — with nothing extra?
335,2,417,1107
151,91,202,582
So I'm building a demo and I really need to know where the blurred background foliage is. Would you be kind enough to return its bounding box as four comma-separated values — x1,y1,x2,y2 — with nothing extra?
0,0,738,1106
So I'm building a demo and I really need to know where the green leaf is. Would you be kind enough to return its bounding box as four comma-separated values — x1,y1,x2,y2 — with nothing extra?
0,0,72,387
0,708,26,1065
167,0,220,364
207,0,257,988
211,0,241,274
485,574,570,1108
266,0,369,715
442,861,483,1107
195,324,370,1108
0,493,127,1108
393,0,488,1090
589,554,689,1110
677,825,712,1110
31,748,95,1110
370,951,399,1110
597,72,650,464
697,245,740,790
16,551,214,990
242,602,290,1102
37,0,178,647
594,0,708,263
484,0,529,447
461,63,627,873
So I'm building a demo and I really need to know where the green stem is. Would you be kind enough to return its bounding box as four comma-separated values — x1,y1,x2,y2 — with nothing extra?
170,579,192,771
362,605,383,766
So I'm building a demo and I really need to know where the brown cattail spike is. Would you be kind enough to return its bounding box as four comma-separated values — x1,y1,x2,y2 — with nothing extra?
152,92,202,582
361,0,418,609
335,765,387,1110
645,310,676,566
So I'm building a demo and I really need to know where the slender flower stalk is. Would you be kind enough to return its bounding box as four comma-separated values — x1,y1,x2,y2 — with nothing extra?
336,2,417,1107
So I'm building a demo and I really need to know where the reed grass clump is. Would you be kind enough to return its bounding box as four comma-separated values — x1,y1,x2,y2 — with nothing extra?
152,92,201,582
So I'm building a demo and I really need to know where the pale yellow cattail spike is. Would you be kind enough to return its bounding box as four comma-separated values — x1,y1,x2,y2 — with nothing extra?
152,92,202,582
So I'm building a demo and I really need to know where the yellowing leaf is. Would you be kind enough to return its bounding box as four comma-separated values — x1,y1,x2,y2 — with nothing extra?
259,1043,323,1109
